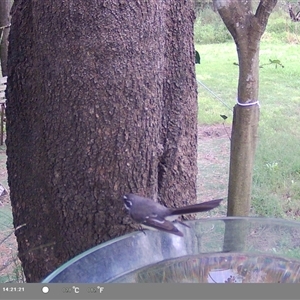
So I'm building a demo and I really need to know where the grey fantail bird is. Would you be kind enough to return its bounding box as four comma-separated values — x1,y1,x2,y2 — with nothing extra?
122,193,223,237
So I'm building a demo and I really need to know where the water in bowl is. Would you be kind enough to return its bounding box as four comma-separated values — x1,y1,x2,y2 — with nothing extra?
110,252,300,283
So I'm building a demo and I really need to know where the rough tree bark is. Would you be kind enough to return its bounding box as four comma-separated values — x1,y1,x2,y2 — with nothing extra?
158,1,198,209
6,0,197,282
213,0,277,216
0,0,13,76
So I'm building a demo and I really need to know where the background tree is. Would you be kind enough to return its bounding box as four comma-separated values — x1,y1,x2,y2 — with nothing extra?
0,0,13,76
213,0,278,216
6,0,197,282
194,0,214,13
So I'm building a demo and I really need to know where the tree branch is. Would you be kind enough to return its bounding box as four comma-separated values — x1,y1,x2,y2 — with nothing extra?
255,0,278,32
214,0,278,43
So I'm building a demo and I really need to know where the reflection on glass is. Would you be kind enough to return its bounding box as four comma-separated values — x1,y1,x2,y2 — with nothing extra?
112,254,300,283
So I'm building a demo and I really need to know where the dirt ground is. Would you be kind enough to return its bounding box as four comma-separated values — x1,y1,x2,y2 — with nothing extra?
0,124,231,282
197,123,231,203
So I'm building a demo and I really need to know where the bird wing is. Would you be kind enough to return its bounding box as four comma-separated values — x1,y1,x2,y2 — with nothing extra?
141,216,183,237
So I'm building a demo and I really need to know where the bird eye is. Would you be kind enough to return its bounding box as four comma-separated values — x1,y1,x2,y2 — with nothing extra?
123,195,132,210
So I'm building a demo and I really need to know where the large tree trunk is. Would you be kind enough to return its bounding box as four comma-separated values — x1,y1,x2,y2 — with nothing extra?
214,0,277,216
158,1,198,209
6,0,197,282
0,0,13,76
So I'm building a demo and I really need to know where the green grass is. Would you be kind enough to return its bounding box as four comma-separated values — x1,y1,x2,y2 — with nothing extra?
196,41,300,221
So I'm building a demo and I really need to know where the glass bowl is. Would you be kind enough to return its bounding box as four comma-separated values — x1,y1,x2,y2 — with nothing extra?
42,217,300,283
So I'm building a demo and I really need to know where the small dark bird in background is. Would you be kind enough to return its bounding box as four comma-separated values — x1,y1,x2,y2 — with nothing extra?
122,194,223,237
195,50,201,64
